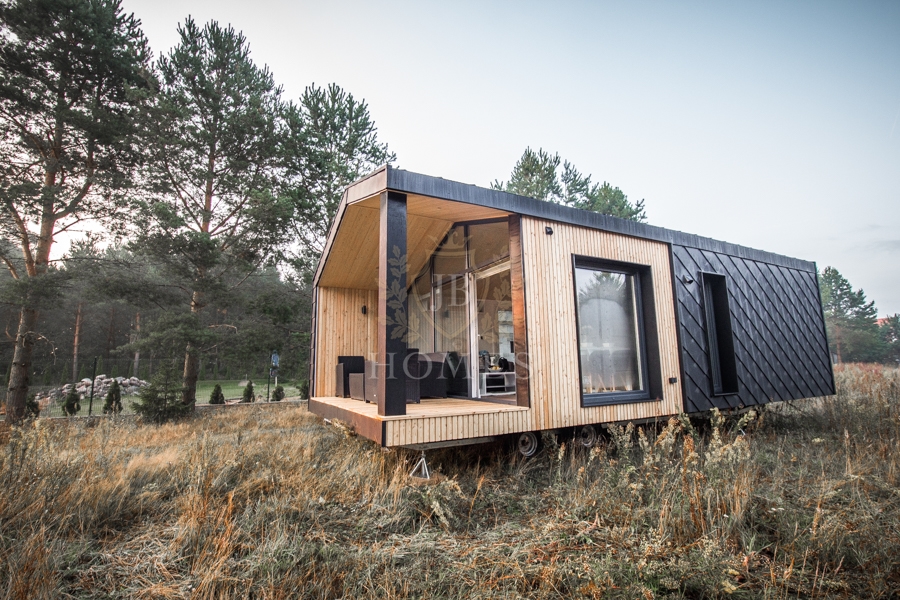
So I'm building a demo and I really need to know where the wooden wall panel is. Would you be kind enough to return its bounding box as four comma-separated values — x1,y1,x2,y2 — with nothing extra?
520,217,684,428
384,406,532,446
314,287,378,397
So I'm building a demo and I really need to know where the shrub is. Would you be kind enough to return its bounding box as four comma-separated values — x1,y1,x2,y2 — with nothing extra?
24,394,40,419
133,363,191,424
299,379,309,400
242,380,255,403
272,385,285,402
103,380,122,414
209,383,225,405
61,390,80,416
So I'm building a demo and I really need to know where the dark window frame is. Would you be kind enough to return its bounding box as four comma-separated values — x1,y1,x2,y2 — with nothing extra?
572,255,659,407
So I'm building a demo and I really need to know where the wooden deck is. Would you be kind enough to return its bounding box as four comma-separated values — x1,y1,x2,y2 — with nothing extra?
309,396,530,447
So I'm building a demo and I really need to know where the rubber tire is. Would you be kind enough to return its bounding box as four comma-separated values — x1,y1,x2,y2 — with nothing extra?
517,431,542,457
576,424,598,448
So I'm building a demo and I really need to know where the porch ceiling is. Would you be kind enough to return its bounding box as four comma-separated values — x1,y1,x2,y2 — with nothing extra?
317,194,510,290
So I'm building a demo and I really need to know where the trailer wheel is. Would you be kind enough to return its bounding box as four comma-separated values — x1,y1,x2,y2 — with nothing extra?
576,425,598,448
517,432,541,457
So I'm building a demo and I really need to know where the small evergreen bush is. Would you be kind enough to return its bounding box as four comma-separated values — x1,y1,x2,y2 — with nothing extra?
103,380,123,414
209,383,225,405
272,385,285,402
299,380,309,400
25,394,40,419
133,363,191,424
61,390,81,416
242,380,255,403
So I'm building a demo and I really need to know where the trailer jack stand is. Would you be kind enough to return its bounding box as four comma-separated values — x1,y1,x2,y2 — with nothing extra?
409,451,431,480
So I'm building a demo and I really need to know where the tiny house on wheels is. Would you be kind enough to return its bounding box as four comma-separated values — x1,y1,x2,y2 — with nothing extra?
308,166,834,456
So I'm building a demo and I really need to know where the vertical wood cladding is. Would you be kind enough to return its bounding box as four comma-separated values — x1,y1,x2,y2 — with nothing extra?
671,245,835,413
314,287,378,397
520,217,684,429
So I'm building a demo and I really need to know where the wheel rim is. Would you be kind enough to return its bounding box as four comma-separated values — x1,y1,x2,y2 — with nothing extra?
518,432,539,457
577,425,598,448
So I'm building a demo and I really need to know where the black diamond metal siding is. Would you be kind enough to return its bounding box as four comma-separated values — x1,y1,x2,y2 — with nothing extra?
671,245,835,413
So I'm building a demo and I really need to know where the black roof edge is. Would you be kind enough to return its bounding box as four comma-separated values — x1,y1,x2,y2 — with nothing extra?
386,166,817,273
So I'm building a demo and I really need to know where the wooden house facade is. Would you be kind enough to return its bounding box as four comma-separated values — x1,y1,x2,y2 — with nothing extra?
308,166,834,453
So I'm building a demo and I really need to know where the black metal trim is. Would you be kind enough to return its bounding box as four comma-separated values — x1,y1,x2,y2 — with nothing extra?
571,254,653,407
386,167,816,273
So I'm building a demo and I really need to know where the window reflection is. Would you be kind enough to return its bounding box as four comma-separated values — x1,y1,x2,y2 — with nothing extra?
575,267,643,395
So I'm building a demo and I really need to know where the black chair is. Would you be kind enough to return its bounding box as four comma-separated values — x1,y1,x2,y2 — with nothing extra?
415,351,469,398
335,356,365,398
363,349,421,404
445,352,469,396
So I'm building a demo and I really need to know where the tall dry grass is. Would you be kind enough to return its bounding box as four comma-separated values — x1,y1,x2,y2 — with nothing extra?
0,363,898,599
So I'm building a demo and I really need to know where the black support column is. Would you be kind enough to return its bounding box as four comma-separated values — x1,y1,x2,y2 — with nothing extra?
377,191,407,416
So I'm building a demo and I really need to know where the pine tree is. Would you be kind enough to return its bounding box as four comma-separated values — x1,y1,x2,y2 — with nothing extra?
819,267,884,363
138,18,291,407
281,83,394,277
272,384,285,402
242,380,254,403
61,389,81,416
133,361,190,423
492,148,647,222
879,314,900,365
103,380,122,414
0,0,152,423
209,383,225,404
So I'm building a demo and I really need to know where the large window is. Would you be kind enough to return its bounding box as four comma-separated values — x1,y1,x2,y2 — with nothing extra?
574,258,650,405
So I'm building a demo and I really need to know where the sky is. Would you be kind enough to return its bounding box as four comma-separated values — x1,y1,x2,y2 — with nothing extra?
122,0,900,314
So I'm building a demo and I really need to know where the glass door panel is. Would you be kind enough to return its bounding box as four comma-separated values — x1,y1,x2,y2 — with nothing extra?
433,275,470,396
474,264,515,397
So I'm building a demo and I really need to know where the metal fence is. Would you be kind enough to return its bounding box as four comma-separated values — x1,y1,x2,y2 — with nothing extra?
2,355,302,419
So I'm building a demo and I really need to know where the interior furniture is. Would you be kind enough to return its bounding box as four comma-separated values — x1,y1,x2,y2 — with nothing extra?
335,356,365,398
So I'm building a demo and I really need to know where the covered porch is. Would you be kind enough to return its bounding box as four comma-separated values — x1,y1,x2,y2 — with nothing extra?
309,166,532,445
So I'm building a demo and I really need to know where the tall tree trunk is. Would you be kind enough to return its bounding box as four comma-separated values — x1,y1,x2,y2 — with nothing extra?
836,329,842,364
6,307,39,423
5,208,55,423
132,311,140,377
181,144,215,406
181,290,203,406
105,306,116,360
72,301,83,381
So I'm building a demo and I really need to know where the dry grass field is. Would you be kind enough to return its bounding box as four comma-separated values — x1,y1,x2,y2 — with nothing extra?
1,364,898,599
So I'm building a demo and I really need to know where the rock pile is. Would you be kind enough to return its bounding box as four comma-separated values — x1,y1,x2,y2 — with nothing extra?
35,375,151,406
